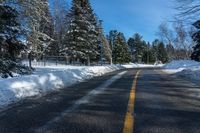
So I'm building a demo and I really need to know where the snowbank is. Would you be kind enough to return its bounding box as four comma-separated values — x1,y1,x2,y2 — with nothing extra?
123,63,162,69
163,60,200,82
0,63,159,108
0,65,124,108
164,60,200,70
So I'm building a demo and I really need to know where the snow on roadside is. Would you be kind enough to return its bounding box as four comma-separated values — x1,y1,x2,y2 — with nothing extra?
122,63,162,69
163,60,200,82
0,63,159,108
0,65,124,108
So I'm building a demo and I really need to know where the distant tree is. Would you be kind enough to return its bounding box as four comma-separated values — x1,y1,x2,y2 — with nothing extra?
173,21,192,59
142,50,156,64
157,42,169,63
157,21,193,60
151,39,169,63
128,33,145,62
157,22,176,59
152,39,159,61
142,42,156,64
113,33,131,64
100,33,112,63
127,37,135,62
107,30,119,63
166,44,175,60
157,22,174,46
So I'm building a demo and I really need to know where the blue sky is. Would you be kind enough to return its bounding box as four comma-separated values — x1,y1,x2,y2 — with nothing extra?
90,0,175,42
63,0,175,42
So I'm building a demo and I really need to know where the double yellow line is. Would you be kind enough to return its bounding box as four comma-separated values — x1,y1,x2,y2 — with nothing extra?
123,70,141,133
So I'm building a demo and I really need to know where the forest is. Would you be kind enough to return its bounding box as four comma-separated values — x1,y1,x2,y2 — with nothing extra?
0,0,200,78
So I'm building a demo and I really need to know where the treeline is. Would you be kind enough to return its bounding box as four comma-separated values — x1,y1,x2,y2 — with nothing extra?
156,21,194,61
108,31,169,64
0,0,170,78
0,0,56,77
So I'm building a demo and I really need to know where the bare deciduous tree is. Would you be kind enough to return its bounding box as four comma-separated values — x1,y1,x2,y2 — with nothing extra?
157,21,193,60
173,21,192,59
175,0,200,21
156,22,175,60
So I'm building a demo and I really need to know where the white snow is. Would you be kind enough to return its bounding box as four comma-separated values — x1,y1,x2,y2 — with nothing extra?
163,60,200,81
0,65,122,108
0,63,159,108
123,63,162,69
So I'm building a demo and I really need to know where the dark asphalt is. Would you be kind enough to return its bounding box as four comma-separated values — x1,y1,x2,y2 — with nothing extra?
0,69,135,133
134,69,200,133
0,68,199,133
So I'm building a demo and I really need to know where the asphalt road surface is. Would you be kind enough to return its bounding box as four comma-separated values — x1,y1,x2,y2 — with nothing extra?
0,68,200,133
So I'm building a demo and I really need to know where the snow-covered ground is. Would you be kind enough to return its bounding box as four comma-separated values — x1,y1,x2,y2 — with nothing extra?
0,63,158,108
163,60,200,82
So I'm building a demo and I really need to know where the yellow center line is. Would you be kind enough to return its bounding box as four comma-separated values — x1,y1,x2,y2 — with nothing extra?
123,70,141,133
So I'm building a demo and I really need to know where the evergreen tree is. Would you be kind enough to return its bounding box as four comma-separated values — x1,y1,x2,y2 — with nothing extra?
142,42,156,64
157,42,169,63
127,37,135,62
191,20,200,61
142,50,156,64
0,5,27,77
152,39,169,63
63,0,99,65
84,0,99,46
113,33,131,64
0,5,22,60
17,0,54,59
107,30,118,63
107,30,118,48
50,0,69,56
128,33,145,62
101,35,112,62
40,0,55,56
152,39,160,61
98,23,112,63
166,44,175,61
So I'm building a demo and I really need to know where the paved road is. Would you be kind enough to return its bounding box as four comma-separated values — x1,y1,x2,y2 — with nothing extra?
0,68,199,133
134,69,200,133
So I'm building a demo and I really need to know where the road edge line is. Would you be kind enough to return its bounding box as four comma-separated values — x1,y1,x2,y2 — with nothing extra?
123,70,141,133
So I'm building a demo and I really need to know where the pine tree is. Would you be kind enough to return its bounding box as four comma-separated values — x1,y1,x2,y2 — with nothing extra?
0,5,24,60
152,39,169,63
107,30,119,63
157,42,169,63
98,21,112,63
18,0,54,59
63,0,99,65
191,20,200,61
0,4,27,77
101,35,112,62
50,0,69,56
128,33,145,62
166,44,175,61
127,37,135,62
142,42,156,64
113,33,131,64
84,0,99,50
152,39,160,61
